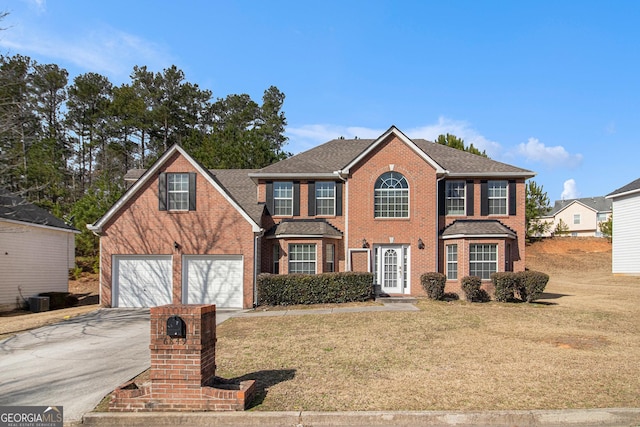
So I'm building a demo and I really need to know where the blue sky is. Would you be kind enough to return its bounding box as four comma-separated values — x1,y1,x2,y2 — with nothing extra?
2,0,639,201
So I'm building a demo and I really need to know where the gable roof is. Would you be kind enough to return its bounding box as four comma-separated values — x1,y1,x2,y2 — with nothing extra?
441,219,516,240
546,196,612,217
88,145,263,233
606,177,640,199
250,126,534,179
0,189,78,233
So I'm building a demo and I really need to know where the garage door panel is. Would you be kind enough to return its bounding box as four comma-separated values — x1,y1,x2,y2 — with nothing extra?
184,255,243,308
114,256,172,308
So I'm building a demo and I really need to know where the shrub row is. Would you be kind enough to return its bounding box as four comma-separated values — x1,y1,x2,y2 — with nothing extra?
257,272,374,306
491,271,549,303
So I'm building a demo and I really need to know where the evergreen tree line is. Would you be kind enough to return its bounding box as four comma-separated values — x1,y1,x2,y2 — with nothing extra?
0,54,289,259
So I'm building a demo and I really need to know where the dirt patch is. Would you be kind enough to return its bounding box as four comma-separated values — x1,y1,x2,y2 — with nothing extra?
544,335,610,350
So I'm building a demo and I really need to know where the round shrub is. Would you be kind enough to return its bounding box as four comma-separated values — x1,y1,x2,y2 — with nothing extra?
517,270,549,302
491,272,520,302
420,272,446,300
461,276,483,302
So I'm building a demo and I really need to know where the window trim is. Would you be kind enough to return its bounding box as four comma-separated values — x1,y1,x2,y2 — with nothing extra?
445,181,466,216
273,181,294,216
288,243,317,274
326,243,335,272
316,182,336,216
469,243,497,280
446,244,458,280
573,213,581,225
273,244,280,274
487,180,508,216
159,172,196,212
374,171,409,218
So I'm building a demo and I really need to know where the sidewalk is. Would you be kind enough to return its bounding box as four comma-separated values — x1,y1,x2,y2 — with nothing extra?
81,408,640,426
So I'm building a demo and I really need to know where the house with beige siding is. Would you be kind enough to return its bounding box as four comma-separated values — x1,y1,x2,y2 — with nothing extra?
606,178,640,275
0,189,78,311
90,126,535,308
540,197,612,237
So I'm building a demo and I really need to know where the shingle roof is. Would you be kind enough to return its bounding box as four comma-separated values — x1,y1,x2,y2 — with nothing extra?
547,196,612,216
607,177,640,198
441,220,516,239
208,169,264,224
0,189,78,232
253,134,533,177
265,219,343,238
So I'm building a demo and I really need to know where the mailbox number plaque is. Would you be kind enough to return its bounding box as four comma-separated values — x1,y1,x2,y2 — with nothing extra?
166,315,186,338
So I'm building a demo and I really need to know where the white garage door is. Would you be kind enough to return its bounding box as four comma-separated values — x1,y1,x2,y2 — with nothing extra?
183,255,243,308
113,255,172,307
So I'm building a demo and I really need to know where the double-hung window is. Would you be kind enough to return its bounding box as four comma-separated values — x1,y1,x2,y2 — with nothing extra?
573,214,581,224
273,182,293,216
374,172,409,218
469,244,497,280
316,182,335,216
446,181,465,215
288,244,316,274
446,244,458,280
168,173,190,210
326,244,335,272
159,172,195,212
487,180,507,215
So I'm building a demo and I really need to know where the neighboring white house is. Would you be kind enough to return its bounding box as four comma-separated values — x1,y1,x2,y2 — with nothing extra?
539,196,612,237
0,189,79,311
606,178,640,276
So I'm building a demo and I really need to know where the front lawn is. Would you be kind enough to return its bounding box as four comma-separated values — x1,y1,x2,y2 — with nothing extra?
216,269,640,411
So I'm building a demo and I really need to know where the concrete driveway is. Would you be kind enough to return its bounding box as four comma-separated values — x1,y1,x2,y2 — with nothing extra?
0,309,151,423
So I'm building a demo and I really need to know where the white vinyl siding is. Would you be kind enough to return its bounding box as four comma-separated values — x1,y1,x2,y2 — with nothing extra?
182,255,243,308
611,193,640,275
0,221,75,309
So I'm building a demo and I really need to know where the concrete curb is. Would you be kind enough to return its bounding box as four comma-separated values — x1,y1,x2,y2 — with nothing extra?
82,408,640,426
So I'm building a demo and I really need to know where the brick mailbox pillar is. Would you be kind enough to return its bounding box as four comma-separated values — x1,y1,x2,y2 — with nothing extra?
109,304,255,412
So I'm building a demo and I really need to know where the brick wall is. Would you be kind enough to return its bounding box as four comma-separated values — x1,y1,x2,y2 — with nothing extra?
100,152,256,308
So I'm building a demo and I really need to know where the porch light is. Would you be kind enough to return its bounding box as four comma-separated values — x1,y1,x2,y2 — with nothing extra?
173,241,181,251
417,238,425,250
362,238,369,248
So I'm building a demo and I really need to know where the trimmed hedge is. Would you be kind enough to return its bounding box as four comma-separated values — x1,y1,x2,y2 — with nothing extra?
517,270,549,303
420,272,446,300
491,272,519,302
257,272,374,306
461,276,489,302
490,271,550,303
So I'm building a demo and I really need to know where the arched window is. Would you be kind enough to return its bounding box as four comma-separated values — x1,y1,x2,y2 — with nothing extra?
374,172,409,218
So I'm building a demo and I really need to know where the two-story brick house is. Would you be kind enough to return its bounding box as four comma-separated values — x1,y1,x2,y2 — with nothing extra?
89,126,534,308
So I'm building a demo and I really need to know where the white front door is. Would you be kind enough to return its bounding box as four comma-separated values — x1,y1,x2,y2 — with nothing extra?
375,245,410,294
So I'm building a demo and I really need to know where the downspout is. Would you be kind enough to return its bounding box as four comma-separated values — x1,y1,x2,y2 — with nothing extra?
436,174,447,273
335,171,349,270
253,230,264,308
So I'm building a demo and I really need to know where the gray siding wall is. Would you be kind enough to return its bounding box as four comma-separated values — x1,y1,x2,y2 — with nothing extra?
611,193,640,275
0,221,75,310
